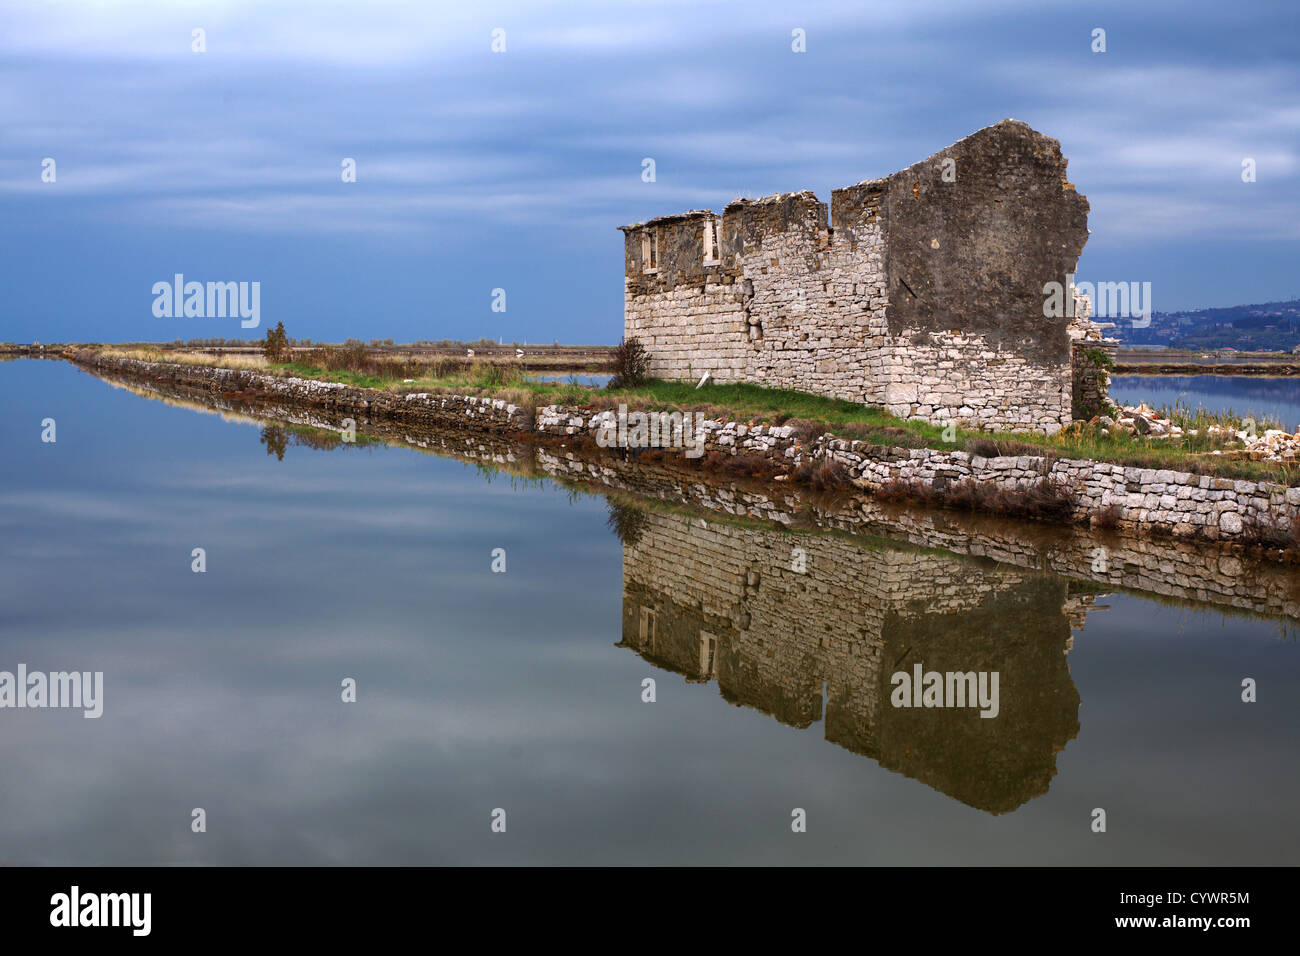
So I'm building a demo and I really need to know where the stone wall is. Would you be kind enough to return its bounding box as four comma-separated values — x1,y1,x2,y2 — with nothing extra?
823,442,1300,542
75,351,1300,546
73,352,1300,618
71,351,531,435
618,209,752,381
621,120,1100,434
536,401,1300,544
1068,293,1117,419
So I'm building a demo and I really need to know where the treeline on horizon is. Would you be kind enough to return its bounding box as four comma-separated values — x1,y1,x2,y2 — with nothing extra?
1114,297,1300,352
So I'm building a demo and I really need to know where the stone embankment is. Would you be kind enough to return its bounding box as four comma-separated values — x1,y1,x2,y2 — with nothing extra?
70,350,1300,546
73,351,526,434
87,364,1300,622
538,406,1300,545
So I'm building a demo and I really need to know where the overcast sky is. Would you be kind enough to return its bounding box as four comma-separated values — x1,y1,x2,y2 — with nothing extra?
2,0,1297,344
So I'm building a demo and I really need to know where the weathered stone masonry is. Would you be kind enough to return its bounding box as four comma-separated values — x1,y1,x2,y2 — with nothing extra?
619,510,1081,813
620,119,1110,434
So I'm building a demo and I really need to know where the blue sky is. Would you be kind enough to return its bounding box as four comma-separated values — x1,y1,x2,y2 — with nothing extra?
2,0,1297,345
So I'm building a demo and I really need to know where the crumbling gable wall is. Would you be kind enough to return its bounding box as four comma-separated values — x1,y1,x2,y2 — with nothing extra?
871,121,1090,430
619,211,749,381
620,120,1097,434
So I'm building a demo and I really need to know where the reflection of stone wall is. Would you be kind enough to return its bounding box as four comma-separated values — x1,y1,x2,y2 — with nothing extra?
542,447,1300,621
876,581,1083,813
620,510,1081,814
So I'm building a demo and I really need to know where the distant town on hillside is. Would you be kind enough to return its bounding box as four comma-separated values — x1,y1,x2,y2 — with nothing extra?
1111,298,1300,352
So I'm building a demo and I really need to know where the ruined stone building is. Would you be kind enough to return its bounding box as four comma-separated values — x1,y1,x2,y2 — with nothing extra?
619,120,1115,434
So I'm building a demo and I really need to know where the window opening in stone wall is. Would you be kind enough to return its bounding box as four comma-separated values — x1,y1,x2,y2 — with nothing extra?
639,606,657,650
641,231,658,272
699,631,718,678
703,219,720,263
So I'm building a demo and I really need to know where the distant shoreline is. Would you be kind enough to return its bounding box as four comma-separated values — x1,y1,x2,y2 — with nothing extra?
0,341,613,372
1114,362,1300,377
1113,347,1300,376
12,342,1300,376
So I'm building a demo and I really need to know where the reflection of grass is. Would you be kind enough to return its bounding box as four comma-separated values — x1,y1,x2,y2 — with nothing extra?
605,500,649,547
467,459,550,492
258,422,383,459
101,354,1300,631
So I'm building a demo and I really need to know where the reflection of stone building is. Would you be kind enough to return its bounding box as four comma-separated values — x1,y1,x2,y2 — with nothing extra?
619,511,1084,814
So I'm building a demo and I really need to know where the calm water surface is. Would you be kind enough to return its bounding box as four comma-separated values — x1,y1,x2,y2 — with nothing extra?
1112,374,1300,430
1,358,1298,864
531,372,613,386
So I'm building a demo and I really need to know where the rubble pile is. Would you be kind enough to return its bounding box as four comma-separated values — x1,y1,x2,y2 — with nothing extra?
1091,404,1184,439
1089,404,1300,462
1234,428,1300,462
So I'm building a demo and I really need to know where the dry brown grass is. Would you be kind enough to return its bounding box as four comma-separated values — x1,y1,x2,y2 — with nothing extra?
1090,502,1124,530
793,458,852,490
104,347,268,368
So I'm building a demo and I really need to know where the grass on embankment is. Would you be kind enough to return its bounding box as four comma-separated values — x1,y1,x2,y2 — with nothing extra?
95,346,1300,486
101,347,270,369
613,382,1298,485
265,360,1298,485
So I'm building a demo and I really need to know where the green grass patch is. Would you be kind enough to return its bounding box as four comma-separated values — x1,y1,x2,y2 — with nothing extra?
273,362,391,388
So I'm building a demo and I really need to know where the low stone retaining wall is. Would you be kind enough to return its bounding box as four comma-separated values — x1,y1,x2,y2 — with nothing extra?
820,442,1299,541
537,403,1300,542
535,404,806,459
72,352,529,435
71,351,1300,544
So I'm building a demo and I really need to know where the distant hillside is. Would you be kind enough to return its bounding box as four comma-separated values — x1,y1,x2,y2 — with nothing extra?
1110,298,1300,352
